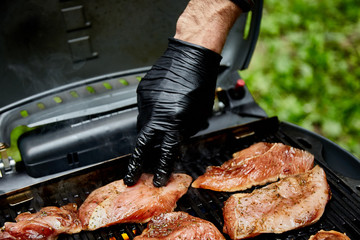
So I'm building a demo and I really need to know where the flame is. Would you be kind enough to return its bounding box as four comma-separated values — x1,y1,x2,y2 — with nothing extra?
120,229,136,240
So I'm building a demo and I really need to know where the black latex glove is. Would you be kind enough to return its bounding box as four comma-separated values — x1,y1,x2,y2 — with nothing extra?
124,38,222,187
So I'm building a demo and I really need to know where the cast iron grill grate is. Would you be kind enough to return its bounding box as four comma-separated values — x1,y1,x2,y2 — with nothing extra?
1,123,359,240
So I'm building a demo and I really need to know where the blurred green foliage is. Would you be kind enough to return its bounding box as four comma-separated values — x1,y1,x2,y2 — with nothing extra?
241,0,360,158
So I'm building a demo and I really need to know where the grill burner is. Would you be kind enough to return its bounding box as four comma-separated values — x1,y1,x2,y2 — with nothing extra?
1,118,359,240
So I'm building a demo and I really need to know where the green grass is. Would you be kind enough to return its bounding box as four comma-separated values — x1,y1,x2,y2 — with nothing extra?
241,0,360,158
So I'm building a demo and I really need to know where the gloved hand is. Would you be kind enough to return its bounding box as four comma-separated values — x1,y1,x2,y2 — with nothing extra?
124,38,222,187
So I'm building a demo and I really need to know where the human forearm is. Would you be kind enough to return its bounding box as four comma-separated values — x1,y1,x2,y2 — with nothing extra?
174,0,242,54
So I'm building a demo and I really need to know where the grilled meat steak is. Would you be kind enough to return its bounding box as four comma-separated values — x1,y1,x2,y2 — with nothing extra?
223,165,331,239
309,230,351,240
192,142,314,192
134,211,225,240
79,173,192,230
0,203,81,240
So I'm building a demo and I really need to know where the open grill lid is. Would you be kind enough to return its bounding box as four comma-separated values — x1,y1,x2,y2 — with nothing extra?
0,0,262,110
0,0,263,149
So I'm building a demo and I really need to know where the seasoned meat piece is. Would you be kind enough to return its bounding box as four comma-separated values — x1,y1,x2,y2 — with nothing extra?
224,142,273,168
0,203,82,240
223,165,331,239
0,230,16,240
309,230,351,240
192,142,314,192
134,212,225,240
79,173,192,230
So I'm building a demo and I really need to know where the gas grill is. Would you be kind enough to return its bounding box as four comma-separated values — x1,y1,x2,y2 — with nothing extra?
1,0,360,239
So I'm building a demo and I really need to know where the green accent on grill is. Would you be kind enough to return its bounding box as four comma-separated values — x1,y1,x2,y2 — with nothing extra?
70,91,79,98
37,103,46,110
136,76,142,81
119,78,129,86
243,11,252,40
86,86,96,93
53,96,63,103
20,110,29,118
103,82,113,89
7,125,36,162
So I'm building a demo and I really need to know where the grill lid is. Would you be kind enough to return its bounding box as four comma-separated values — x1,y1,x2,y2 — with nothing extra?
0,0,263,165
0,0,262,110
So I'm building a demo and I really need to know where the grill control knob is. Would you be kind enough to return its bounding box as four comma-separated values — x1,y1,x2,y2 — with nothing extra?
230,79,246,99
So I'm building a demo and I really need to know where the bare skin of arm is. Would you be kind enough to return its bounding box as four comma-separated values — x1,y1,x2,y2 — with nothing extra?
174,0,242,54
